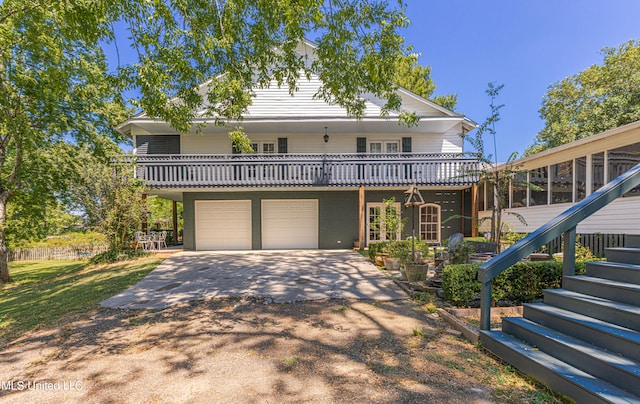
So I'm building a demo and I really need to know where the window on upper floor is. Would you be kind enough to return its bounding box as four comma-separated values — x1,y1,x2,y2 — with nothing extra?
135,135,180,155
251,141,276,154
369,141,400,154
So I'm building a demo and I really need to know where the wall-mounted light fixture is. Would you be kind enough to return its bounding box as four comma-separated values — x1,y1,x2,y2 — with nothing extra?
324,126,329,143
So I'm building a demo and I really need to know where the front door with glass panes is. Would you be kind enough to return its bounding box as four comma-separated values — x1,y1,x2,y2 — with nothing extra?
366,202,401,245
368,141,400,179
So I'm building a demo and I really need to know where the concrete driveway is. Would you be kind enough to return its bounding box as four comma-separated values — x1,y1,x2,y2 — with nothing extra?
100,250,407,309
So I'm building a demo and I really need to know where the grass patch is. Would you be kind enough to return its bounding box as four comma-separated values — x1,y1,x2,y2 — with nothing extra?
413,326,424,337
0,255,167,344
282,355,300,366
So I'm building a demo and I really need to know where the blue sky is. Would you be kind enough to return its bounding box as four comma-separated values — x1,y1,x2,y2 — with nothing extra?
106,2,640,158
401,0,640,160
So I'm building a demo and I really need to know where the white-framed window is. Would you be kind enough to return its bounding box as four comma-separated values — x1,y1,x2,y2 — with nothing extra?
420,203,441,243
366,202,401,245
369,140,400,154
247,141,276,179
367,141,401,179
251,141,276,154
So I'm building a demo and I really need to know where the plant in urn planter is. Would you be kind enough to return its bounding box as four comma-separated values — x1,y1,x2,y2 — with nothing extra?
402,185,428,282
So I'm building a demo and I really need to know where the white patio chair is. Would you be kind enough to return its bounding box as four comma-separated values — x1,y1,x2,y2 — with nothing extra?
158,231,168,249
134,231,152,251
148,231,159,251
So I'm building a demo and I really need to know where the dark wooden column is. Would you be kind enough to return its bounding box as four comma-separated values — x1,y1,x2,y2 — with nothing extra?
358,186,365,249
141,194,148,232
471,185,479,237
172,201,178,245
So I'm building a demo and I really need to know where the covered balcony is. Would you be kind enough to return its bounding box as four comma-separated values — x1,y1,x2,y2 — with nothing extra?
124,153,480,188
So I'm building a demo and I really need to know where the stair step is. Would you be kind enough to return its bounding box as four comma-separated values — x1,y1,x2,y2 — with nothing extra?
480,330,640,404
606,248,640,265
563,275,640,305
523,301,640,360
587,261,640,284
502,317,640,396
544,289,640,332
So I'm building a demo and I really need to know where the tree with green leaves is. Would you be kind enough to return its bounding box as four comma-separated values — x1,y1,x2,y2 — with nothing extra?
0,0,413,282
62,145,147,254
393,53,458,110
526,40,640,155
462,83,527,248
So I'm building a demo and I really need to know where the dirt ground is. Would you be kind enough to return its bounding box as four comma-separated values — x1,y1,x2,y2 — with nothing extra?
0,298,555,403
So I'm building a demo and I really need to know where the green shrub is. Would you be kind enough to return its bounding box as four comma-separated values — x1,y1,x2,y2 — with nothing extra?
368,242,385,260
43,232,107,247
464,237,491,243
442,261,587,307
10,231,107,249
368,240,433,261
442,264,479,306
90,249,150,264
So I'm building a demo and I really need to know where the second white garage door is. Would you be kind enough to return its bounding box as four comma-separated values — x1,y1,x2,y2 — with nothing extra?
261,199,318,249
195,200,252,250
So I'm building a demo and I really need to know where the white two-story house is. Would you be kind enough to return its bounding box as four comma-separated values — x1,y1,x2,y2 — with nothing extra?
117,41,478,250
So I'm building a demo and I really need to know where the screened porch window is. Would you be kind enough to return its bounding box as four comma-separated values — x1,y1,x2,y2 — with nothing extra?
529,167,548,206
608,142,640,197
592,152,605,192
551,160,573,204
575,156,586,202
511,172,528,208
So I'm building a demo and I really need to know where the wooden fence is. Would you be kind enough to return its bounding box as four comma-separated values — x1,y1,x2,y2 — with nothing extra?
8,244,109,262
544,233,627,258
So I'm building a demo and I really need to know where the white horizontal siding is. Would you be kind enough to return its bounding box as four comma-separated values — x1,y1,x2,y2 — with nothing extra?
397,90,449,117
482,196,640,235
182,133,233,154
181,132,459,154
245,74,386,118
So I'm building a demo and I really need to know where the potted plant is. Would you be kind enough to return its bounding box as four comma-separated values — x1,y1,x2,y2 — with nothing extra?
368,242,389,266
383,240,405,271
402,239,429,282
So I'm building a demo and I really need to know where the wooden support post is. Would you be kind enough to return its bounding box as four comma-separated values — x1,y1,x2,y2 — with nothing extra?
461,188,466,236
172,201,178,246
141,194,148,233
358,186,365,249
471,185,478,237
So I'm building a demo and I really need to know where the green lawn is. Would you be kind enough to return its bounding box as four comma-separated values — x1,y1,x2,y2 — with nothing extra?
0,255,167,344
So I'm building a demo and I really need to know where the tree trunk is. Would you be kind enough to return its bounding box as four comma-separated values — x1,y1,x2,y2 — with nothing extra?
0,193,13,283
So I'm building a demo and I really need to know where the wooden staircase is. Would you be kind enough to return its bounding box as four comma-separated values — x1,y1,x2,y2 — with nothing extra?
480,238,640,403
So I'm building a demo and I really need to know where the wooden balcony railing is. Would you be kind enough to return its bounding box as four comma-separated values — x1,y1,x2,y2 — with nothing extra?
119,153,480,188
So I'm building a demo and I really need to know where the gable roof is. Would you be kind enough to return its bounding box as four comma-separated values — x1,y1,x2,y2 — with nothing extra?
117,39,475,134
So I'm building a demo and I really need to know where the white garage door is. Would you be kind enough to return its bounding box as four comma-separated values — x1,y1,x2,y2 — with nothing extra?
195,200,252,250
261,199,318,249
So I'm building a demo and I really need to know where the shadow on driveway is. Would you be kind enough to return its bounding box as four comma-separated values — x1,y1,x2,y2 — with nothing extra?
101,250,407,309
